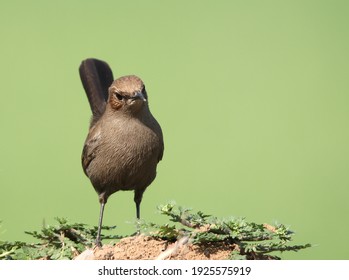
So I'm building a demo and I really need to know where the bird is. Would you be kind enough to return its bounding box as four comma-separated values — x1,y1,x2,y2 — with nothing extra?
79,58,164,246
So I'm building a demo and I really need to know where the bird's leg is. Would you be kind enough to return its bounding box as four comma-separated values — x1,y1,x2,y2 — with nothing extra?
95,202,105,247
134,190,144,234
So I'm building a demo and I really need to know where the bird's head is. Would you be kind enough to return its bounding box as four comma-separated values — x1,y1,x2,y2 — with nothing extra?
108,75,148,114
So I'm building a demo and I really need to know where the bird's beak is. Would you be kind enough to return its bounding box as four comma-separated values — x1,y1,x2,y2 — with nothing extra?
132,92,147,102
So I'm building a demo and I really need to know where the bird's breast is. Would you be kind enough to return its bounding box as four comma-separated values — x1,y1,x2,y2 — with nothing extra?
87,116,162,191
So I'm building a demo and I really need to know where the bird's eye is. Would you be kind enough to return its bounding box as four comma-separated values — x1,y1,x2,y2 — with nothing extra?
115,93,123,100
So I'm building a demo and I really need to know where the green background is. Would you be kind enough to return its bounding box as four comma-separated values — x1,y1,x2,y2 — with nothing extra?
0,0,348,259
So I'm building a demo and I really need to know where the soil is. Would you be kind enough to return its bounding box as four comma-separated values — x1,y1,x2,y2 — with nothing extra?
74,234,238,260
74,223,280,260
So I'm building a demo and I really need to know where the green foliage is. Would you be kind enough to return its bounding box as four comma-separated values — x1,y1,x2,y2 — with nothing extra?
0,218,120,260
0,204,311,260
141,203,311,260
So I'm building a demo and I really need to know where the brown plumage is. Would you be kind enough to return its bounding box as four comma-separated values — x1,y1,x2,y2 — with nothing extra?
79,58,164,246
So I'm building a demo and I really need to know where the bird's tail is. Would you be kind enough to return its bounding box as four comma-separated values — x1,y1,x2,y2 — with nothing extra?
79,58,114,125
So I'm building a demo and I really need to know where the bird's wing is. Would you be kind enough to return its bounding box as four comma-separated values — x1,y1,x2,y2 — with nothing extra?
79,58,114,125
82,127,102,176
158,140,164,162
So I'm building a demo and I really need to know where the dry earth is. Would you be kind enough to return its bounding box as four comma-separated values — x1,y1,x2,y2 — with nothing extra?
75,234,238,260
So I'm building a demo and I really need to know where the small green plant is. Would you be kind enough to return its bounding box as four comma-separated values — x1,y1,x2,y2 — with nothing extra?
140,203,311,260
0,218,120,260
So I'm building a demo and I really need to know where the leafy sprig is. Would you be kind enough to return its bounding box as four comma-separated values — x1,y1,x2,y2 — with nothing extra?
0,218,120,260
141,203,311,260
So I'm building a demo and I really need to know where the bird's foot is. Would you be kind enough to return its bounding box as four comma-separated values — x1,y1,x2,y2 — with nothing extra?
94,239,103,248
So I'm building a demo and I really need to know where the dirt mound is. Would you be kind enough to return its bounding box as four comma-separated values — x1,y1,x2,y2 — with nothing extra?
75,234,237,260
